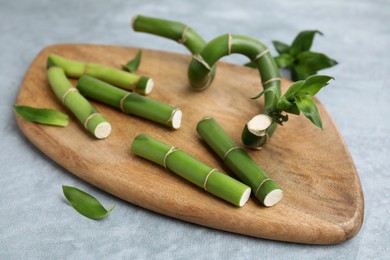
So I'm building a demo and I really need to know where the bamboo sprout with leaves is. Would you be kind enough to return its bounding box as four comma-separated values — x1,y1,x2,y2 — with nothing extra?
197,117,283,206
77,75,182,129
131,134,252,207
47,53,153,95
47,67,111,139
272,30,337,81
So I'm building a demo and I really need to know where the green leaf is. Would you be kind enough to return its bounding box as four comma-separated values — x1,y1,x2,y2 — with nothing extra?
274,53,293,68
289,30,323,57
295,95,323,129
294,51,338,74
251,90,264,100
296,75,334,97
277,96,300,115
244,61,257,68
13,105,69,126
122,49,142,72
272,40,290,54
62,185,115,220
283,80,305,100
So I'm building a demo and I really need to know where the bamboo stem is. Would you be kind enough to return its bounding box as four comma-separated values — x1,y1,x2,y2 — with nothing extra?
47,54,153,95
131,134,251,207
77,75,182,129
47,67,111,139
196,117,283,207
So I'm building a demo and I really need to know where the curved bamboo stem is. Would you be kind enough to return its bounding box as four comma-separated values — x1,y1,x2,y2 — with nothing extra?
47,54,153,95
132,15,217,89
47,67,111,139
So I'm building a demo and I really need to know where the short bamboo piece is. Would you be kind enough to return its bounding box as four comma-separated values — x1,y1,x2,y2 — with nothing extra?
77,75,182,129
47,53,153,95
47,67,111,139
197,117,283,207
131,134,251,207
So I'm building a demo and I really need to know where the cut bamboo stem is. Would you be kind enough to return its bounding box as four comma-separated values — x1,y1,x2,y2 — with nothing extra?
47,54,153,95
131,134,251,207
47,67,111,139
197,117,283,207
77,75,182,129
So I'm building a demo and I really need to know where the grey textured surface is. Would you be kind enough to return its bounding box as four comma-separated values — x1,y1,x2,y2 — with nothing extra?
1,0,389,259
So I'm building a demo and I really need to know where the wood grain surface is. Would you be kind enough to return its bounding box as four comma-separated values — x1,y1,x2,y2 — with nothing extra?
15,44,363,244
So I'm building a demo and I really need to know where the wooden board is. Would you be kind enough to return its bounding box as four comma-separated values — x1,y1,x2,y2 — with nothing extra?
15,44,363,244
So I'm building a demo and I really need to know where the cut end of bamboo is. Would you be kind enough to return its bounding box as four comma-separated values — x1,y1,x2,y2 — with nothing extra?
171,109,182,129
94,122,112,139
239,187,252,207
247,114,272,136
131,14,140,30
144,78,154,95
263,189,283,207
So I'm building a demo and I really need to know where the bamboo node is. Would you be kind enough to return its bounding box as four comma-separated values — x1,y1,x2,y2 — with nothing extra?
61,87,79,104
120,92,132,112
163,146,178,169
223,146,242,161
262,78,281,86
252,49,270,62
192,54,211,71
203,169,218,191
166,108,180,124
83,113,102,129
84,64,90,75
255,178,272,197
228,33,233,55
178,26,189,44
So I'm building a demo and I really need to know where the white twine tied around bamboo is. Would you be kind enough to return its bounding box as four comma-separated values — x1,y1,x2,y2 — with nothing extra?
61,87,79,104
120,92,132,112
83,113,102,129
203,169,218,191
163,146,179,169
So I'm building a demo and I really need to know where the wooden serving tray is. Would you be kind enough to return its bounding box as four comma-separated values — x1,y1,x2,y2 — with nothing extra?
15,44,363,244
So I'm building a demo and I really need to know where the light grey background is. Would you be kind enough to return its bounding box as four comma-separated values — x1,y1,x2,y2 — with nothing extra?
1,0,389,259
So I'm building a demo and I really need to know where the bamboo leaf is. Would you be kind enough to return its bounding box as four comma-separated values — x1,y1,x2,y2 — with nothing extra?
244,61,257,68
274,53,293,68
62,185,115,220
272,40,290,54
13,105,69,126
277,96,300,115
283,80,305,100
251,90,264,99
122,50,142,72
295,95,323,129
294,51,338,74
289,30,323,57
296,75,334,97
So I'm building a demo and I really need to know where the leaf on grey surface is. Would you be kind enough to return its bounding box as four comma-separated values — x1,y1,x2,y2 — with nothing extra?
62,185,115,220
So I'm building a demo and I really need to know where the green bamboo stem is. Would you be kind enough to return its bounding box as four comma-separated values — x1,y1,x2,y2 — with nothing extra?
47,67,111,139
187,33,282,148
47,54,153,95
131,134,251,207
77,75,182,129
131,15,217,89
196,117,283,207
